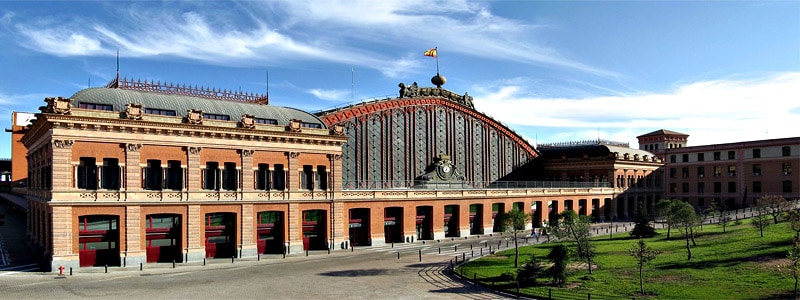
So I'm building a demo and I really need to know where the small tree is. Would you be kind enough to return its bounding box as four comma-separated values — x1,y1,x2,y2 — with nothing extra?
551,210,595,274
547,244,570,287
760,195,790,224
671,201,698,260
628,239,660,295
499,208,531,268
788,239,800,299
630,202,657,238
751,201,772,238
716,206,731,233
517,254,545,286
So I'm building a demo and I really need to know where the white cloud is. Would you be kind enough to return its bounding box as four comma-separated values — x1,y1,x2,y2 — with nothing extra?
8,1,612,79
307,88,349,101
474,72,800,147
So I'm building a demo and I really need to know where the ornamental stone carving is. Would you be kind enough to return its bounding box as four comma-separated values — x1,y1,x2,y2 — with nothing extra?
240,149,254,157
330,124,345,136
53,139,74,148
327,154,342,161
126,143,142,152
240,114,256,129
187,147,202,155
288,119,302,133
42,97,73,115
398,82,474,109
288,152,300,159
186,109,203,125
124,104,144,120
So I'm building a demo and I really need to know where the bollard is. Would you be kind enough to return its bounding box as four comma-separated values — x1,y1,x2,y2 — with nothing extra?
173,260,176,268
455,245,458,252
480,248,483,256
470,243,473,250
328,248,331,255
104,264,108,273
351,246,354,252
471,250,474,257
397,252,400,260
549,288,552,299
391,242,394,248
419,249,422,262
69,267,73,276
306,250,309,256
231,256,235,263
140,263,143,271
283,251,286,259
462,253,465,261
438,247,441,254
258,254,260,261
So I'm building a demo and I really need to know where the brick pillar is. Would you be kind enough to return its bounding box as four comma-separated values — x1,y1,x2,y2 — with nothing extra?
240,150,254,193
239,204,256,258
185,204,204,262
482,203,494,234
124,144,142,198
50,205,77,271
331,201,346,249
287,152,299,199
286,202,302,254
124,205,146,266
328,154,342,192
186,147,202,191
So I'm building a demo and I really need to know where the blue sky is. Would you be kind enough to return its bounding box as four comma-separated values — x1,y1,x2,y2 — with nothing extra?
1,0,799,159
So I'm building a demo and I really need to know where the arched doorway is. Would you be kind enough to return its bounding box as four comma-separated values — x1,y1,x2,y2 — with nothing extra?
302,210,328,250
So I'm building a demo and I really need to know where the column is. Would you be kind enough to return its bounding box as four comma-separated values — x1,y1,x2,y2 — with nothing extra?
124,144,142,198
186,147,202,191
124,205,146,266
50,205,77,271
185,204,204,262
331,201,347,249
286,152,299,199
286,203,302,254
240,149,254,193
240,204,257,258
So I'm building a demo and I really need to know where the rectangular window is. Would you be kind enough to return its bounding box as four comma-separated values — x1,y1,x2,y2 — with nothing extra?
203,162,220,190
728,182,736,193
753,181,761,193
682,167,689,178
144,160,163,190
697,153,705,162
203,113,231,121
752,149,761,158
222,162,238,191
698,197,705,207
78,102,113,111
101,158,120,190
784,146,791,157
752,164,761,176
682,182,689,193
254,118,278,125
669,168,676,178
316,166,327,190
301,165,314,190
301,122,322,129
728,151,736,160
728,165,736,177
784,181,793,193
166,160,183,190
670,155,676,163
272,164,285,190
784,162,793,175
682,154,689,162
77,157,98,190
698,182,705,194
714,182,721,193
145,108,177,116
714,166,722,177
256,164,270,190
670,183,677,193
697,166,705,178
714,152,721,161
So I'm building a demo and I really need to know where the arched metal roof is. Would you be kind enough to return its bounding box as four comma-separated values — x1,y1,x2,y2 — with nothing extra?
69,87,326,128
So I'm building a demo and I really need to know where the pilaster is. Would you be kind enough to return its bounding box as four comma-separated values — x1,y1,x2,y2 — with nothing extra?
186,147,202,191
124,205,146,266
124,143,142,194
239,204,257,258
51,139,73,193
287,152,299,198
50,205,78,271
286,202,302,254
185,205,204,262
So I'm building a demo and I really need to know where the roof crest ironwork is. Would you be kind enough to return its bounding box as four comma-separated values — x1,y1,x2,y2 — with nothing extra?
104,77,269,105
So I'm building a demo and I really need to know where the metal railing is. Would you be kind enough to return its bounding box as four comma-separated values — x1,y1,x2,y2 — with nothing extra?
341,180,611,190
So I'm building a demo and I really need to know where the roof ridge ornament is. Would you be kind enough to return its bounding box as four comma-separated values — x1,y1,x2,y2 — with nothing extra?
398,82,474,109
105,77,270,105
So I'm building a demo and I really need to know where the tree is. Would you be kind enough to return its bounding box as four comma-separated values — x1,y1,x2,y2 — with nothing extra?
787,238,800,299
551,210,595,274
716,205,731,233
656,199,686,240
630,202,657,238
499,208,531,268
547,244,570,287
751,200,772,238
517,254,545,286
672,201,698,260
759,195,790,224
786,209,800,238
628,239,660,295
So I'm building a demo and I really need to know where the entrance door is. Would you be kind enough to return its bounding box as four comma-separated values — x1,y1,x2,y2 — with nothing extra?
415,206,432,240
205,213,236,258
348,208,370,246
469,204,482,235
444,205,459,237
257,211,285,254
78,215,120,267
384,207,403,243
145,214,182,263
302,210,327,250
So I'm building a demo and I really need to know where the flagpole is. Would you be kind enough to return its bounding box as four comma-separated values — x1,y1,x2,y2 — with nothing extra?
435,47,439,74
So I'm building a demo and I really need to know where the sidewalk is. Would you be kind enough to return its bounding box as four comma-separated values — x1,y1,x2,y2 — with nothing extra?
0,197,35,269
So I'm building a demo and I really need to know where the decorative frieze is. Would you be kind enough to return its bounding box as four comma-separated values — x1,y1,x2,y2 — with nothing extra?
53,139,74,149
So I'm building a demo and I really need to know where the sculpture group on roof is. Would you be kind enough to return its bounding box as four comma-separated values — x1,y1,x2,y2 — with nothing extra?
398,82,475,109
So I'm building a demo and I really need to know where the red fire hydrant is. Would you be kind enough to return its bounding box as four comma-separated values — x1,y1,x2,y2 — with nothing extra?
58,265,64,276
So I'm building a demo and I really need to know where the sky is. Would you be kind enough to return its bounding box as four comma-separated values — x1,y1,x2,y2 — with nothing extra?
1,0,799,159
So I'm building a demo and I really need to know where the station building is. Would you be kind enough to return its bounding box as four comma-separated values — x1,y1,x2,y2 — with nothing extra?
15,74,665,271
639,130,800,209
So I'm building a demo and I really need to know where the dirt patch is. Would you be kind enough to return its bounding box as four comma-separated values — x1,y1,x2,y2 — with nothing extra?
752,256,790,269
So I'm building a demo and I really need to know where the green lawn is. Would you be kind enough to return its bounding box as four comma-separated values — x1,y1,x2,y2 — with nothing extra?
458,222,797,299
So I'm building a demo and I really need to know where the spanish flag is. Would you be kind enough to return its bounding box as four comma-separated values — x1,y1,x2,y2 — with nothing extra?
424,48,437,58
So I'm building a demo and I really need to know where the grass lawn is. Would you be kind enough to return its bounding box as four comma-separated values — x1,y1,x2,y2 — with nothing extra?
458,221,798,299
